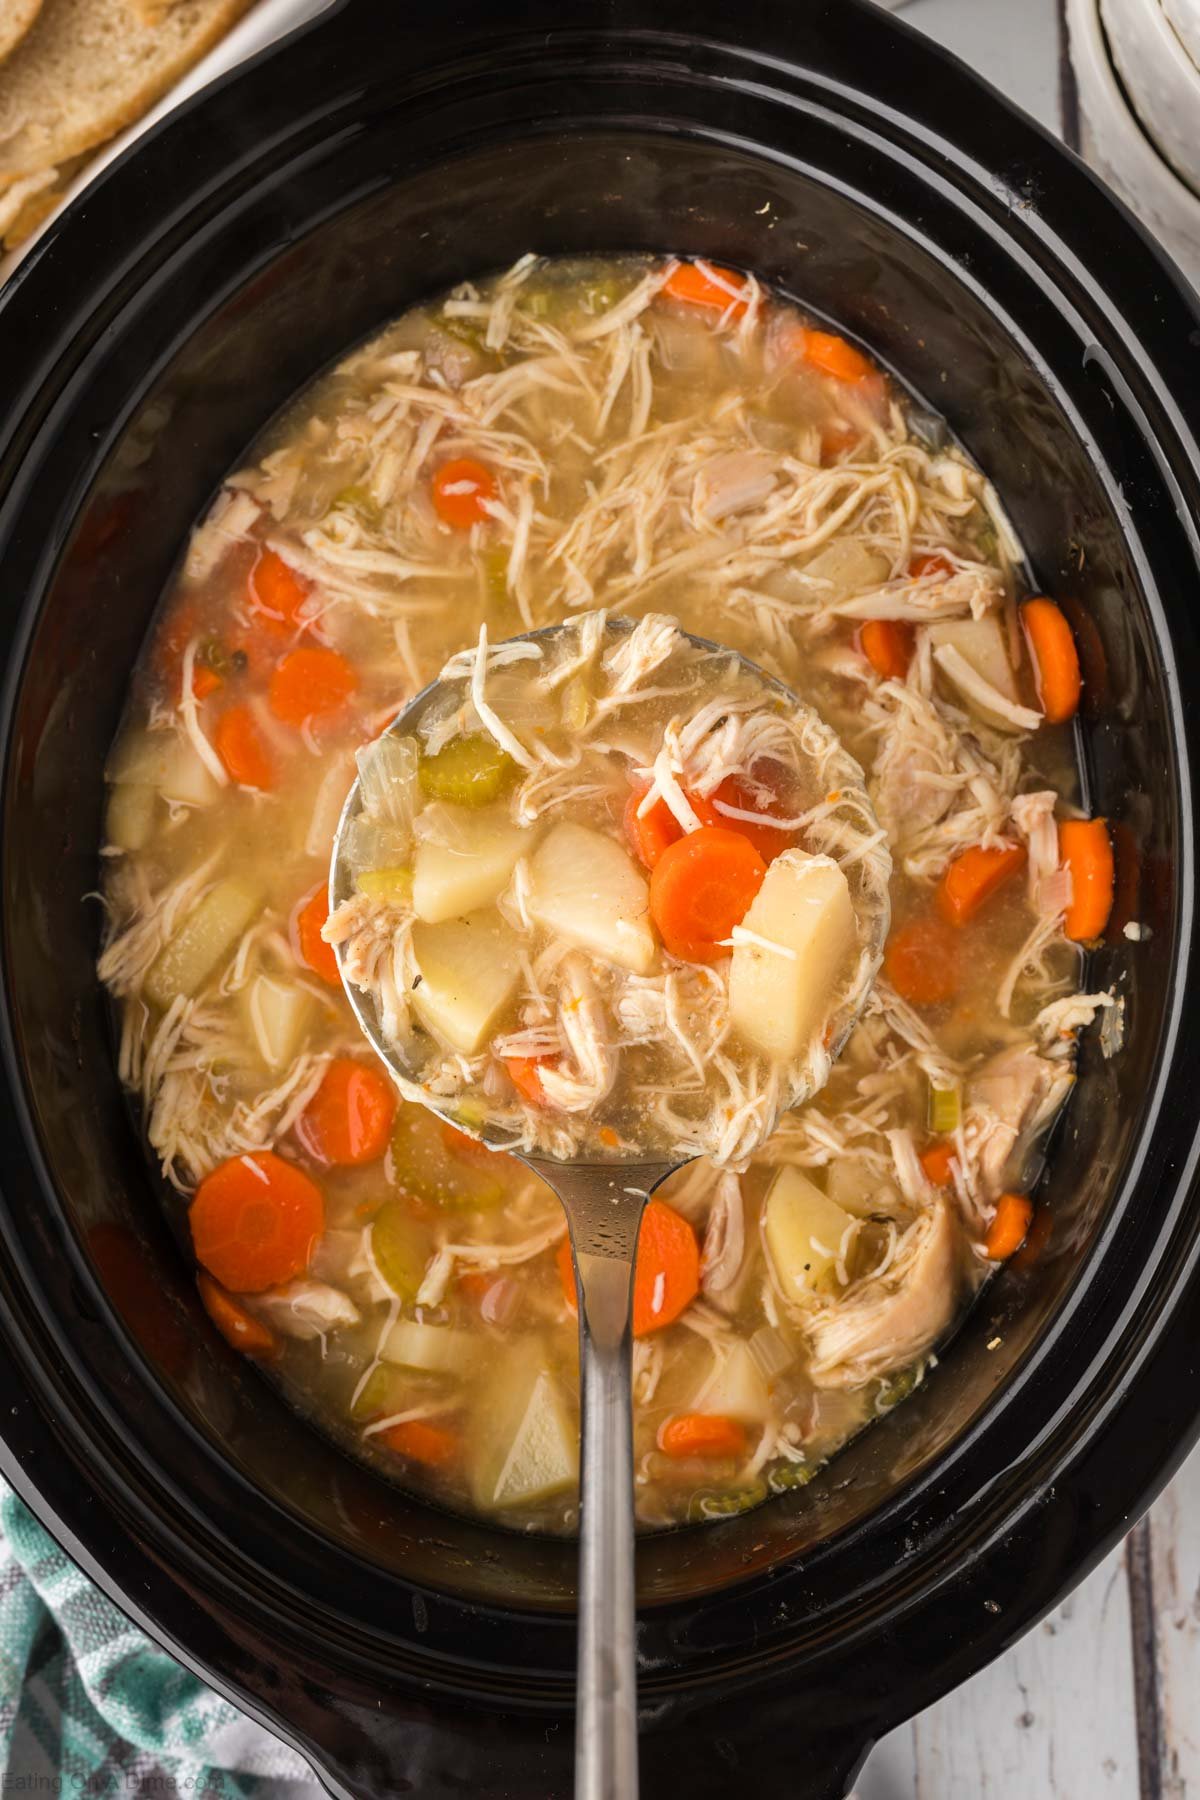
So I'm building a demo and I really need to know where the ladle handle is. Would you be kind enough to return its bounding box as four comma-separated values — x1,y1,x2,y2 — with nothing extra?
574,1248,639,1800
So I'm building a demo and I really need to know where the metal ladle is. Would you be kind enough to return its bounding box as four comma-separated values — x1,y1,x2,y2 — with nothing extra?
329,620,890,1800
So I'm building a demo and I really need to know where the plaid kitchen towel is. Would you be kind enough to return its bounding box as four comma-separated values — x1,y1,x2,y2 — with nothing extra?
0,1481,320,1798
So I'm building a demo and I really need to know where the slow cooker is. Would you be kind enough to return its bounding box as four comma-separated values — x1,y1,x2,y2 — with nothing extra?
1,3,1199,1795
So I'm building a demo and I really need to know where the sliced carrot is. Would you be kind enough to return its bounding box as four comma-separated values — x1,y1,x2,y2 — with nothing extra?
269,645,357,728
214,703,275,790
190,1150,324,1293
1060,818,1114,942
380,1419,458,1468
985,1192,1033,1260
295,886,341,986
920,1141,957,1188
298,1058,397,1166
249,548,312,629
598,1126,620,1150
191,663,223,701
624,786,685,870
819,420,861,464
706,775,797,864
1022,597,1081,725
507,1056,549,1106
440,1120,489,1162
658,1413,748,1460
909,551,955,579
649,826,766,963
197,1272,278,1360
860,619,915,682
786,325,875,385
883,915,960,1007
432,458,497,529
457,1270,494,1303
624,781,789,871
936,843,1027,927
661,260,750,319
557,1198,700,1339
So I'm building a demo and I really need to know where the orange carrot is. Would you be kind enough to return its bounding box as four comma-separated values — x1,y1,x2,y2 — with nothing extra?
860,619,915,682
298,1058,397,1166
506,1056,549,1106
936,843,1027,926
920,1141,957,1188
788,326,875,385
269,645,357,728
380,1419,458,1468
985,1192,1033,1260
819,420,861,464
197,1272,278,1360
190,1150,324,1293
191,663,223,701
1060,817,1114,941
649,826,766,962
457,1270,494,1303
214,703,275,790
294,886,341,986
661,260,750,319
659,1413,748,1460
883,915,960,1007
249,549,312,629
432,458,497,529
440,1120,489,1162
706,776,797,863
598,1126,620,1150
909,551,955,579
1022,597,1081,724
624,786,687,870
557,1198,700,1339
1011,1203,1052,1271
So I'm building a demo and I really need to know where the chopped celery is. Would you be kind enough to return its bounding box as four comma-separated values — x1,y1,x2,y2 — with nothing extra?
351,1363,400,1421
927,1083,960,1135
371,1201,432,1301
875,1364,922,1413
418,734,517,807
767,1460,817,1495
388,1104,507,1210
357,866,414,905
143,878,259,1009
686,1480,768,1523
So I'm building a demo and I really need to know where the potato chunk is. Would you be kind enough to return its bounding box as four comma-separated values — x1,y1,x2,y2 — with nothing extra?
412,805,530,924
472,1359,578,1512
928,615,1021,729
692,1340,772,1423
526,821,656,974
728,850,855,1061
410,910,521,1054
764,1166,855,1298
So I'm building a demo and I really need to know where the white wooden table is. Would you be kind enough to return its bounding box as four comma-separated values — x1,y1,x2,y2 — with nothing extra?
858,3,1200,1793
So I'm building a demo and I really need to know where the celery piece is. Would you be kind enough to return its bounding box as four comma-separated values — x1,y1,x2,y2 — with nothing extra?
418,734,517,807
144,878,260,1009
357,866,414,905
767,1461,817,1496
686,1480,769,1524
371,1202,432,1302
388,1104,507,1211
927,1083,960,1136
351,1363,399,1422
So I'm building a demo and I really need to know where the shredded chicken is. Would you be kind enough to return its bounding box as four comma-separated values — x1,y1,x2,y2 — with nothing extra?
807,1197,963,1388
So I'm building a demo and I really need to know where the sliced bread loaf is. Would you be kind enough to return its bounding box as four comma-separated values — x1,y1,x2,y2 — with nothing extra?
0,0,257,178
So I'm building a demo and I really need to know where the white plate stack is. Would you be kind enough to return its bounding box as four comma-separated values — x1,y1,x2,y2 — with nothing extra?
1068,0,1200,285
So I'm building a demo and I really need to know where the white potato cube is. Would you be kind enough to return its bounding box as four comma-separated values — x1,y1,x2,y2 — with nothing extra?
411,910,521,1054
692,1340,772,1423
928,614,1019,727
412,806,530,924
526,822,656,974
728,850,855,1061
243,975,313,1070
765,1166,855,1298
802,541,891,598
478,1367,578,1512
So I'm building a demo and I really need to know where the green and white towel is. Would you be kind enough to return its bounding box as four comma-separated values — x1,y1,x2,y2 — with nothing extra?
0,1480,319,1797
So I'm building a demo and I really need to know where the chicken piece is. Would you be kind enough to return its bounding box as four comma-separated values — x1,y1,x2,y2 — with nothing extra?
692,450,778,525
965,1044,1074,1198
536,953,617,1112
250,1279,361,1341
807,1196,961,1388
700,1170,746,1297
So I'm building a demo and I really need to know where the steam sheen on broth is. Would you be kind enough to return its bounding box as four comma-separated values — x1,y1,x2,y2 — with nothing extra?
97,254,1116,1530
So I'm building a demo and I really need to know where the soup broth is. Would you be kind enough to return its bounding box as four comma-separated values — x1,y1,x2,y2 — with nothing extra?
98,255,1114,1530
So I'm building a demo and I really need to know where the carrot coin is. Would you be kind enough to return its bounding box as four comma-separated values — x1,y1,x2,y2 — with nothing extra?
298,1058,397,1166
190,1151,324,1293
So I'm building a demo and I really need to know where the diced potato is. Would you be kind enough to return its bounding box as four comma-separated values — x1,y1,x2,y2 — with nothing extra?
802,540,891,599
107,728,219,809
728,850,856,1061
410,910,521,1054
765,1165,855,1298
105,782,156,852
412,806,530,924
243,975,312,1070
381,1318,473,1375
143,877,260,1009
928,615,1019,726
526,821,656,975
472,1359,578,1512
825,1157,900,1219
692,1340,772,1423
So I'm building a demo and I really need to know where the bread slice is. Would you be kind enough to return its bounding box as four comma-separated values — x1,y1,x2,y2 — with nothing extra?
0,0,258,178
0,0,42,68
